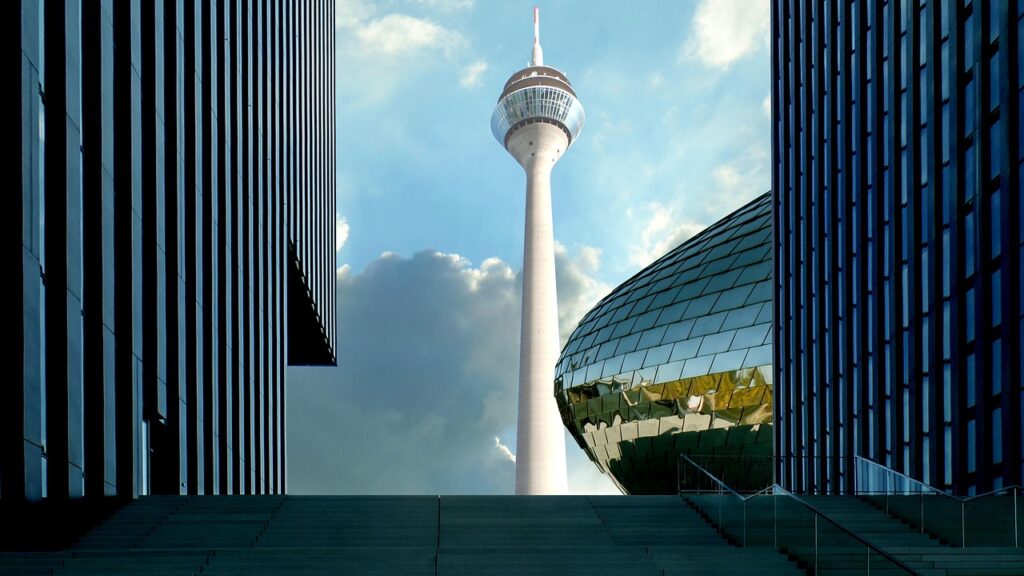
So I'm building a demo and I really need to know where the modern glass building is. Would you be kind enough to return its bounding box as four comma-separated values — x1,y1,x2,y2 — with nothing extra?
1,0,336,501
773,0,1023,494
556,193,774,494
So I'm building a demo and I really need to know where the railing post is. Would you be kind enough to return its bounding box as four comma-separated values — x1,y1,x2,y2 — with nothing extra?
853,456,857,494
813,513,818,575
961,500,966,548
1007,487,1015,545
435,495,441,576
855,456,861,494
743,500,747,547
773,490,778,550
885,469,890,515
920,491,924,534
717,483,722,533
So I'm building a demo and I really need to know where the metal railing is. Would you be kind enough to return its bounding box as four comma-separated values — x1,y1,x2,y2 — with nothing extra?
854,456,1021,548
677,454,774,494
679,455,919,575
678,453,1023,549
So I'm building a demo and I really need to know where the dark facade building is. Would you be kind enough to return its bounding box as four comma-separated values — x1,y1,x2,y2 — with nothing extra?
556,193,774,494
1,0,335,502
773,0,1022,494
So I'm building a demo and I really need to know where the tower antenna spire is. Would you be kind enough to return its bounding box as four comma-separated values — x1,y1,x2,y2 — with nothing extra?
531,7,543,66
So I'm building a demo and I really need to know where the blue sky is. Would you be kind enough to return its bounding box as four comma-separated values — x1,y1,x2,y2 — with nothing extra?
289,0,771,495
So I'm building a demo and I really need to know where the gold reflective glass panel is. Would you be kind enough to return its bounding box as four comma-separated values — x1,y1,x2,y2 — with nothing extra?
556,194,773,494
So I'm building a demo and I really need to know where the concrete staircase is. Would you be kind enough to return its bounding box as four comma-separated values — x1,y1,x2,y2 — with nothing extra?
878,493,1021,549
685,493,1024,575
0,495,801,576
589,496,801,575
804,496,1024,576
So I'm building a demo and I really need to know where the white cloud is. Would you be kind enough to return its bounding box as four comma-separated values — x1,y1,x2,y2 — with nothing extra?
335,0,375,28
459,60,489,89
762,93,772,116
288,247,618,495
685,0,770,69
336,0,465,57
412,0,475,11
713,163,743,190
494,437,516,463
336,216,350,252
627,202,708,267
356,14,464,56
554,242,610,345
334,0,479,106
621,143,769,269
337,0,473,24
709,146,770,208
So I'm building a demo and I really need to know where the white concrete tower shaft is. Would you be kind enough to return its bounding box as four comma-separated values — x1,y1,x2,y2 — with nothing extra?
508,122,568,495
490,8,584,495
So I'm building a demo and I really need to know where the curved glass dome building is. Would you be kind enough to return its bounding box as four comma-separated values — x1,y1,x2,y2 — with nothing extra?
555,193,773,494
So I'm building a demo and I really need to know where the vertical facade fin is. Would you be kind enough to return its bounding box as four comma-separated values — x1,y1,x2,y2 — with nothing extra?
5,0,334,501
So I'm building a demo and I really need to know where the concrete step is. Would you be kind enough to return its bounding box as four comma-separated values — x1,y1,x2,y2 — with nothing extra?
0,495,800,576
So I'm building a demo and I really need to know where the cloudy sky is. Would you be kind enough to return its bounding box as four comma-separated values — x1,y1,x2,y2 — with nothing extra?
288,0,772,495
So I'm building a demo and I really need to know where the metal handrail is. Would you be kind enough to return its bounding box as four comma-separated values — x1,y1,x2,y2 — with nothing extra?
954,485,1021,548
851,453,937,487
854,455,948,494
960,485,1024,502
680,455,920,574
855,455,1023,502
679,454,772,501
772,485,920,574
854,455,1021,548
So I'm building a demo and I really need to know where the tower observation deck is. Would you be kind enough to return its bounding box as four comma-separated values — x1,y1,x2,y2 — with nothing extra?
491,8,584,495
490,66,585,150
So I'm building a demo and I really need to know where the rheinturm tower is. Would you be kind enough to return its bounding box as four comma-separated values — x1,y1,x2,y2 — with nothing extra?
491,8,584,495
